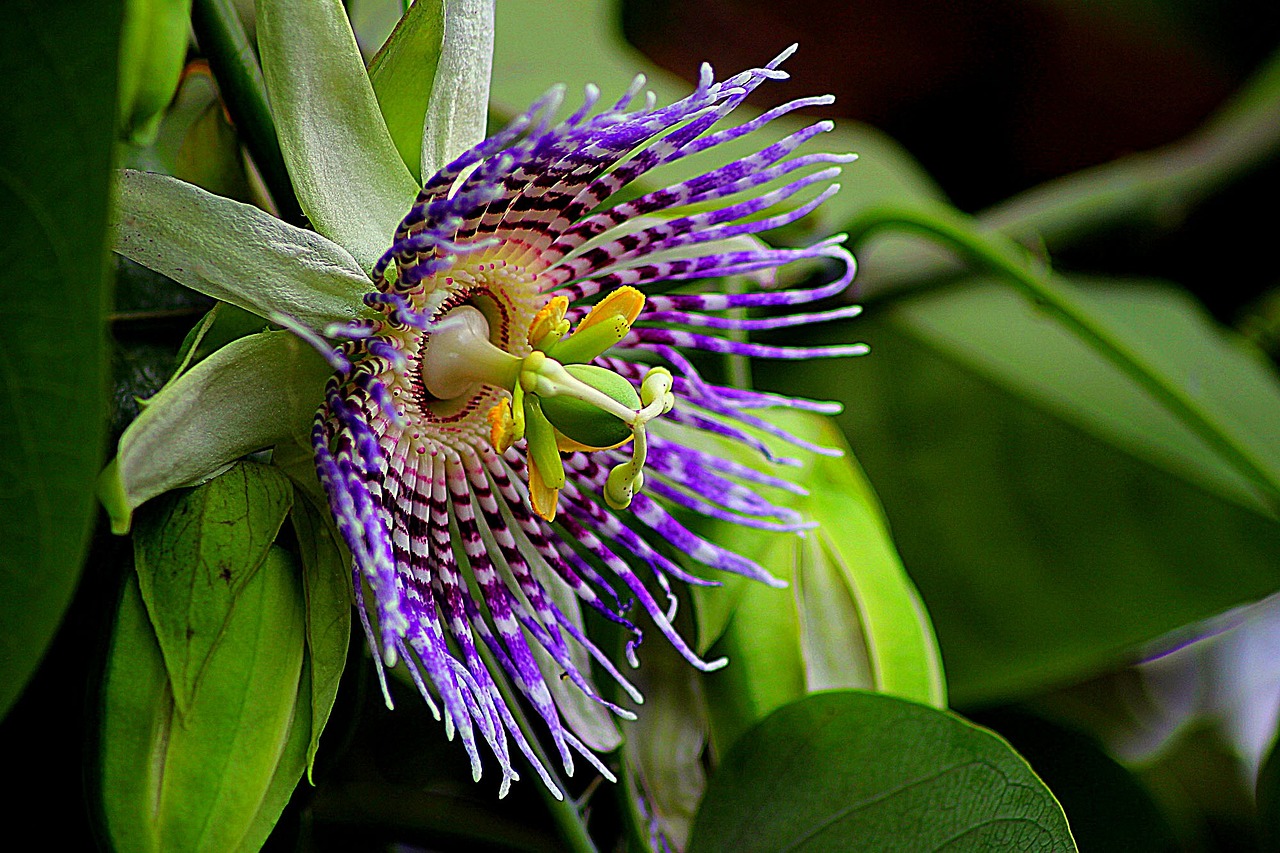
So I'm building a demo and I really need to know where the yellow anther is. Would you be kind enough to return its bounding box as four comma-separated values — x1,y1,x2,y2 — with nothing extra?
528,457,560,521
528,295,570,350
576,285,644,332
487,399,518,453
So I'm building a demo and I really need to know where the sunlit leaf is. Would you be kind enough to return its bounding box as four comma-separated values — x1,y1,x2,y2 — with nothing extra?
132,461,294,714
0,0,118,719
688,691,1076,852
257,0,418,270
100,548,307,852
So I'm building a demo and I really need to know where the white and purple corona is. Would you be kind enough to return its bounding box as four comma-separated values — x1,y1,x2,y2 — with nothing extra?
310,46,866,796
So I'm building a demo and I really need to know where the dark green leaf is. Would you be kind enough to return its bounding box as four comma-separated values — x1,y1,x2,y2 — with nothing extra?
688,692,1076,852
0,0,120,719
290,487,352,779
969,708,1178,853
132,461,294,713
100,547,307,852
762,278,1280,703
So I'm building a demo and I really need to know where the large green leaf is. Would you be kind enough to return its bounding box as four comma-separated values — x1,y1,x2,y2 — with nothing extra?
132,461,294,714
764,277,1280,703
0,0,119,719
679,409,944,753
257,0,417,271
100,547,307,852
688,691,1076,852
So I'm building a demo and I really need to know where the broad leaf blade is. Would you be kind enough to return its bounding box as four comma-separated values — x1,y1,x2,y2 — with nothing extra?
368,0,446,182
0,0,119,719
688,691,1076,852
257,0,418,271
100,330,332,533
132,461,294,713
100,548,307,852
113,170,371,328
684,409,944,752
764,278,1280,703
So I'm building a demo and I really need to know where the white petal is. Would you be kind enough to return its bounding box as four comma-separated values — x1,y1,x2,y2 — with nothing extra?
420,0,495,178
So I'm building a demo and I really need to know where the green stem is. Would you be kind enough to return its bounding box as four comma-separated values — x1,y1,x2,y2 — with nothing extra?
477,644,600,853
846,202,1280,512
856,45,1280,301
190,0,304,225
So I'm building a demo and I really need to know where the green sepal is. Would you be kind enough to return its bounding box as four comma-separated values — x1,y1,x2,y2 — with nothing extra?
539,364,639,448
523,397,565,489
546,315,630,364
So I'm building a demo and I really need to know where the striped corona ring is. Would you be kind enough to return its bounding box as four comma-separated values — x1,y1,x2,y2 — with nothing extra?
309,45,867,797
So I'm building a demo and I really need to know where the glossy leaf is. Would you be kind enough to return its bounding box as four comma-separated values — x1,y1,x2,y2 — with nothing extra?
684,409,944,753
688,691,1076,852
969,708,1178,853
257,0,418,271
100,548,307,852
368,0,445,181
100,330,332,533
118,0,194,144
290,488,353,778
113,169,371,328
0,0,118,719
132,461,294,713
763,277,1280,703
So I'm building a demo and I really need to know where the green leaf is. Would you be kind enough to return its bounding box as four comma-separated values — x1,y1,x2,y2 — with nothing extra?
289,487,352,779
233,656,312,853
100,330,332,533
0,0,119,719
688,692,1076,852
418,0,495,179
100,547,307,852
763,278,1280,703
680,409,944,753
368,0,445,182
969,708,1178,853
132,461,294,713
113,170,371,328
257,0,418,271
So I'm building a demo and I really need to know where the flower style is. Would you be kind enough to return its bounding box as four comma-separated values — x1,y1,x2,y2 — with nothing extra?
100,0,867,802
307,47,867,795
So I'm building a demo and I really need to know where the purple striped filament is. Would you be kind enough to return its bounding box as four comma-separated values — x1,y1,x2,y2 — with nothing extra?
310,45,867,797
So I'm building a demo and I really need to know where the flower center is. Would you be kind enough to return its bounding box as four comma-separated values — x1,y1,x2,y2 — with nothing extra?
420,287,674,520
